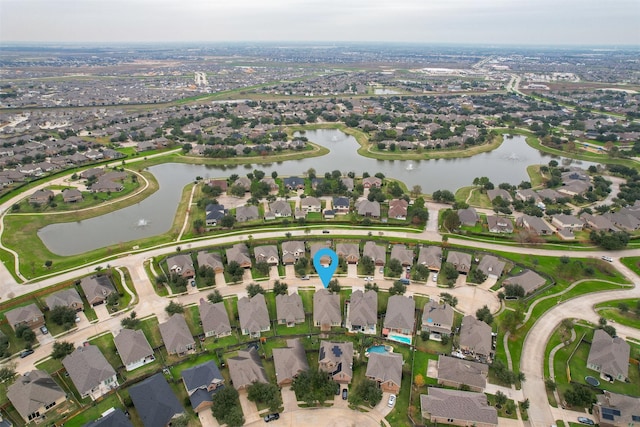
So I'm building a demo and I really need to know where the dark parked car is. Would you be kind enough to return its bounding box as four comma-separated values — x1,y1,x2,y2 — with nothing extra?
322,230,330,234
578,418,594,425
20,349,34,358
342,388,348,400
264,413,280,422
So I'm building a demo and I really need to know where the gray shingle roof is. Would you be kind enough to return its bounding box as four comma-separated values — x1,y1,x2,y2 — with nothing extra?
477,255,506,278
80,275,116,304
159,315,195,355
384,295,415,331
199,300,231,337
238,294,270,334
437,355,488,390
276,293,305,324
421,388,497,425
348,290,377,329
45,288,83,310
363,241,385,264
7,370,66,421
273,339,309,384
181,360,224,393
83,408,133,427
365,352,403,388
459,315,492,357
319,341,353,379
197,251,223,272
421,301,454,335
390,244,413,266
114,329,153,367
313,289,341,326
62,345,116,396
227,347,268,389
587,329,630,380
5,303,43,327
503,269,545,294
129,373,184,427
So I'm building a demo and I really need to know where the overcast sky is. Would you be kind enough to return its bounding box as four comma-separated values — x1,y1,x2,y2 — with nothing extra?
1,0,639,46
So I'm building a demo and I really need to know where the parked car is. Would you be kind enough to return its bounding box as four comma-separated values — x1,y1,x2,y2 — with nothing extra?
601,256,613,262
364,277,370,282
40,326,48,335
322,230,330,234
20,349,34,358
301,275,310,280
399,278,410,285
75,315,81,323
578,418,594,425
388,394,396,407
432,273,438,282
264,413,280,423
342,388,348,400
379,267,384,274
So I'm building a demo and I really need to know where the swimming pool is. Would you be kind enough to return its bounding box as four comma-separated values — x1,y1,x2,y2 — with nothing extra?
388,334,412,345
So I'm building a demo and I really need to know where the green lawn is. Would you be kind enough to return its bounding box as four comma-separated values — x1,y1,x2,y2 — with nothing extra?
594,299,640,329
63,392,126,427
88,333,121,370
137,316,163,348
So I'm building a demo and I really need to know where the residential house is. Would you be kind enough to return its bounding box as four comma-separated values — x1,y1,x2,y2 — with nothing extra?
273,338,309,386
205,204,226,226
84,408,133,427
238,294,270,337
29,189,53,204
384,295,416,336
159,315,195,355
388,199,408,220
283,176,305,190
294,208,306,220
390,244,414,266
418,246,442,271
80,275,116,306
477,255,506,280
515,189,541,203
63,345,118,400
363,241,385,266
226,243,251,268
517,215,554,235
365,352,403,394
310,242,332,266
558,179,590,197
234,177,251,191
254,245,279,265
196,251,224,274
486,189,513,203
45,288,84,312
356,199,381,218
181,361,224,412
580,213,619,232
457,207,479,226
260,177,279,192
593,391,640,427
446,251,472,274
323,209,335,219
587,329,630,382
319,341,353,384
459,315,493,363
166,254,195,279
604,212,640,231
336,243,360,264
420,389,498,427
341,177,354,191
8,370,67,423
551,214,583,232
199,299,231,338
436,355,488,392
129,373,184,427
269,200,292,217
5,303,44,332
486,215,514,233
503,269,546,295
421,300,454,338
281,241,305,265
313,289,341,331
276,293,305,327
362,176,382,188
346,290,377,334
235,205,259,222
537,188,564,202
114,329,155,371
227,347,268,390
62,188,83,203
301,196,322,213
333,197,350,214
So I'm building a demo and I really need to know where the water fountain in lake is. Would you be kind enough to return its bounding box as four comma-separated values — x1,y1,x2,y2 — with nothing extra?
136,218,149,227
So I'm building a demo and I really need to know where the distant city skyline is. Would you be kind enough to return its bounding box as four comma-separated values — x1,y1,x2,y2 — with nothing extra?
1,0,639,46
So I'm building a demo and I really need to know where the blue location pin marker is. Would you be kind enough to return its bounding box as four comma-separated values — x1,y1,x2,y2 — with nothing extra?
313,248,339,288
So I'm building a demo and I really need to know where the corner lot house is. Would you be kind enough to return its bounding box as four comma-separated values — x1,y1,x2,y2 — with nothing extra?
593,391,640,427
313,289,341,331
159,315,195,355
129,373,184,427
421,300,454,338
319,341,353,384
5,303,44,332
80,275,116,306
276,293,305,327
114,328,155,371
587,329,630,382
8,370,67,423
199,299,231,338
421,388,498,427
273,338,309,386
228,347,268,390
346,290,377,334
181,360,225,412
436,355,488,392
502,269,546,295
238,294,270,337
45,288,84,312
365,352,403,394
63,345,118,400
459,315,493,363
166,254,195,279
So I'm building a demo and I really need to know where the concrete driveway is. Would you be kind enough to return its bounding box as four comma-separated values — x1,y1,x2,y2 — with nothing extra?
347,264,358,278
198,409,220,427
270,265,280,280
246,407,382,427
285,264,296,280
214,272,226,287
93,303,111,322
281,387,298,412
372,392,394,418
238,390,261,424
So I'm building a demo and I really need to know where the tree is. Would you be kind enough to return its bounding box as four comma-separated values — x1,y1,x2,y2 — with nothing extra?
165,301,184,315
247,382,282,412
225,261,245,282
327,279,341,294
414,374,425,387
432,189,455,203
389,280,407,296
212,386,245,427
349,379,383,407
49,306,77,327
440,293,458,307
545,378,557,391
495,391,507,408
411,185,422,198
388,258,403,276
254,261,270,276
476,305,493,324
0,334,9,358
441,209,461,232
44,260,53,269
208,290,223,303
618,302,629,313
121,311,140,329
292,369,337,405
229,184,246,197
273,280,288,296
0,366,16,383
564,383,596,407
246,283,265,297
170,415,190,427
51,341,75,359
106,292,120,307
360,256,375,275
220,215,236,228
15,324,36,345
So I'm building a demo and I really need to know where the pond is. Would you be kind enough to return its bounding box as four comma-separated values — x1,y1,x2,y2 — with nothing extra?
37,129,593,256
